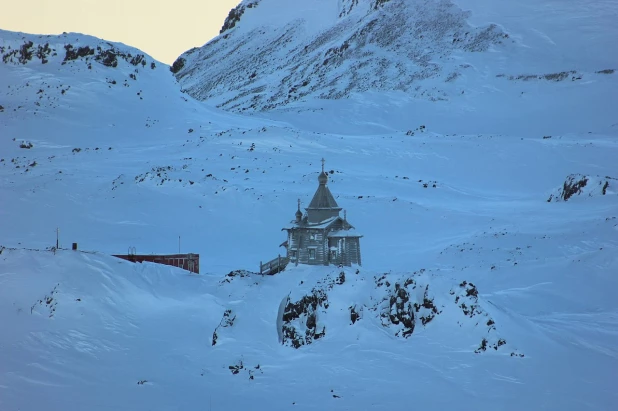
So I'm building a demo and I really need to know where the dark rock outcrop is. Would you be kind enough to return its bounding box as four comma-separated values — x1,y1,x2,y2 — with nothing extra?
212,309,236,346
548,174,616,202
350,304,361,324
280,288,328,348
2,37,156,72
220,1,260,34
382,283,415,338
453,281,483,318
372,272,442,338
170,57,185,74
413,285,440,325
561,175,588,201
64,45,95,62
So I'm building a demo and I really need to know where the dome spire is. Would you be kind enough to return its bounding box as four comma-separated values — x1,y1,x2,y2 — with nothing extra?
318,158,328,185
295,198,303,222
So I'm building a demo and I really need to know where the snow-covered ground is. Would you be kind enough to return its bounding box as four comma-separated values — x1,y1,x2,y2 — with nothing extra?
1,0,618,408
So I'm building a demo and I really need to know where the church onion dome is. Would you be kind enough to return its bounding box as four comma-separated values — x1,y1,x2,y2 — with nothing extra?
318,170,328,185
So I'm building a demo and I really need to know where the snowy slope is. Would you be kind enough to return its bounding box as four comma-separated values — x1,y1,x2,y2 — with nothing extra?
173,0,618,136
1,14,618,411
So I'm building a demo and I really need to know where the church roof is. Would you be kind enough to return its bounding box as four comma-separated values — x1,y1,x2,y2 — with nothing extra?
327,229,363,238
307,161,341,210
282,215,358,231
307,182,340,210
282,216,340,231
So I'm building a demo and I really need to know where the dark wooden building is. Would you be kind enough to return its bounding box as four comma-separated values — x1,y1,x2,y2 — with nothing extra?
281,159,362,267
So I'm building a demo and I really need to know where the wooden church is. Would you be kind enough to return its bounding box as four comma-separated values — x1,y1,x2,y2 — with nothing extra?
281,159,362,267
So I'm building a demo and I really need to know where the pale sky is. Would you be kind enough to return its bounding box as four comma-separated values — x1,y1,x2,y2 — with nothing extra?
0,0,240,64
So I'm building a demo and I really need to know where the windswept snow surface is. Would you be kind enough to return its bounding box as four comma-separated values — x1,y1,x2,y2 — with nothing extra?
1,8,618,411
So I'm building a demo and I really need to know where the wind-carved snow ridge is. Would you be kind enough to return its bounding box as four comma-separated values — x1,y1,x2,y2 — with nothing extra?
174,0,510,111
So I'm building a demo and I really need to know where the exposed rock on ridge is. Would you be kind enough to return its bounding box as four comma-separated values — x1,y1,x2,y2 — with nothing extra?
547,174,616,202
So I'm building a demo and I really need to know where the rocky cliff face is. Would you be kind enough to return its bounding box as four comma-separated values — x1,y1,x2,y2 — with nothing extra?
173,0,510,112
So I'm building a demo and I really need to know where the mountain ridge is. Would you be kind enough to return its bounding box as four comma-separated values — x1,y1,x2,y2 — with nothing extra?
167,0,618,137
174,0,512,112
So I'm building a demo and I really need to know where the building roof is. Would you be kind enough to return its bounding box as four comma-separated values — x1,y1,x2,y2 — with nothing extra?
307,180,341,210
307,160,341,211
282,216,340,231
328,229,363,238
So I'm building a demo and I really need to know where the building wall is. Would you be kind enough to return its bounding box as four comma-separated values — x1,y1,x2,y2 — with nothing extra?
285,222,361,267
287,228,329,265
345,238,361,266
327,237,361,266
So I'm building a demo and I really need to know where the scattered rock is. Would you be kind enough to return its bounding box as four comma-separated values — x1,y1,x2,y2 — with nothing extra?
228,360,262,380
350,304,362,324
64,45,94,62
30,284,59,317
219,269,255,284
475,337,506,353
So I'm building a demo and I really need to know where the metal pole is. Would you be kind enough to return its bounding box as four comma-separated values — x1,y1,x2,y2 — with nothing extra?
56,228,59,249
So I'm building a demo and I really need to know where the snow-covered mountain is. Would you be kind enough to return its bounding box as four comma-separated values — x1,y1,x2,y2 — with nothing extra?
173,0,618,135
1,1,618,408
175,0,510,107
